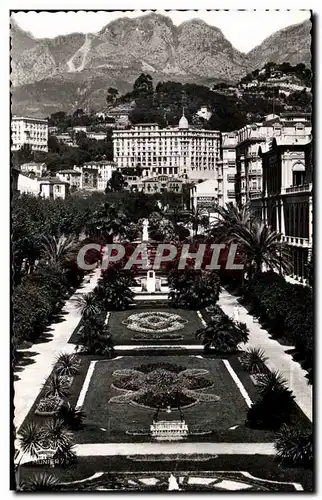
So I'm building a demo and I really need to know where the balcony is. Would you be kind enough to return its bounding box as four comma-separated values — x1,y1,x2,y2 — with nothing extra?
248,168,262,175
283,183,312,194
281,235,310,247
249,191,262,199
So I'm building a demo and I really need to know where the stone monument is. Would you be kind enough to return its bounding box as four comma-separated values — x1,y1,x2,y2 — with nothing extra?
142,218,149,242
150,419,189,441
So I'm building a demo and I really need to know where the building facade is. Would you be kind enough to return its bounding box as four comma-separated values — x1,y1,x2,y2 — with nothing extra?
250,137,312,282
74,161,116,191
17,173,69,199
57,170,82,190
235,114,311,205
20,162,47,176
11,116,48,152
113,113,221,181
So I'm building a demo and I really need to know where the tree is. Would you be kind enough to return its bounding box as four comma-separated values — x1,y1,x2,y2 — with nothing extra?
188,207,210,236
106,87,119,105
168,269,220,310
77,319,115,357
105,171,127,192
41,235,78,266
133,73,154,97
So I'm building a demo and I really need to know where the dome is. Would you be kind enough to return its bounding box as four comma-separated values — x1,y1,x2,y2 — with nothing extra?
179,110,189,129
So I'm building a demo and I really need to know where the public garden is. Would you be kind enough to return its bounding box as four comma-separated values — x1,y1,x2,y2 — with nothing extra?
12,191,313,491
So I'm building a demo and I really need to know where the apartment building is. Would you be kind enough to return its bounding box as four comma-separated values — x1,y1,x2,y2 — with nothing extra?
141,175,183,194
74,161,116,191
235,113,311,204
250,136,312,282
11,116,48,152
113,112,221,181
217,131,238,206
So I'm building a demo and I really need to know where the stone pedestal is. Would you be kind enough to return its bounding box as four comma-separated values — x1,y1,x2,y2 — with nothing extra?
150,420,189,441
146,270,156,293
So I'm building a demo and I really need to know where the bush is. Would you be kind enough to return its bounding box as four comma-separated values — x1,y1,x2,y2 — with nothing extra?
57,405,86,431
246,371,295,430
275,424,313,468
240,347,268,374
168,269,220,310
196,308,249,353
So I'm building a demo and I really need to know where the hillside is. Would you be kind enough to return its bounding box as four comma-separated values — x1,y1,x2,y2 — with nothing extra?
10,13,312,116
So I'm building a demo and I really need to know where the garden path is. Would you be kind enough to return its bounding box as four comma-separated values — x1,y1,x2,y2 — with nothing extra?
19,442,276,463
218,289,312,422
14,268,101,432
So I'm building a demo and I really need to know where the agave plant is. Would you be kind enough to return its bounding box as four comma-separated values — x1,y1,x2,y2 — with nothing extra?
57,404,86,430
76,291,103,320
55,353,80,377
18,422,43,459
241,347,268,374
41,234,77,266
41,418,74,453
43,374,70,399
20,473,60,491
275,424,313,467
256,369,288,396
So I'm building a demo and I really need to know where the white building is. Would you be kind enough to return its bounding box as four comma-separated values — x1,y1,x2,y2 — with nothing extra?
11,116,48,152
113,112,221,181
74,161,116,191
57,169,82,190
17,173,69,199
217,131,238,205
190,179,219,224
20,162,47,177
236,114,311,204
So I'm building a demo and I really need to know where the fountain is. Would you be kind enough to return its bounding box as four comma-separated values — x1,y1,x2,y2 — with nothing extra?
168,473,181,491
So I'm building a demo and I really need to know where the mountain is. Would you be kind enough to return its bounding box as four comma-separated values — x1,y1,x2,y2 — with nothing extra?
248,20,312,70
10,14,311,116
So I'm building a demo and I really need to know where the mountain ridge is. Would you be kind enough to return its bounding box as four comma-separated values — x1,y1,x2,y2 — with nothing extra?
10,14,311,116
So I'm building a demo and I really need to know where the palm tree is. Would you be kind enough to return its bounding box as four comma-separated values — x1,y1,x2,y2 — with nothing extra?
76,291,102,320
41,234,77,266
77,321,115,357
55,353,80,377
43,374,70,399
241,347,268,374
209,202,253,242
188,207,210,237
19,473,60,492
16,422,43,488
231,222,292,276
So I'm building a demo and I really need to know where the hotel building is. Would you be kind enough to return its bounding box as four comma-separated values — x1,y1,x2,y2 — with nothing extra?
235,113,311,205
11,116,48,152
250,135,312,282
113,112,221,181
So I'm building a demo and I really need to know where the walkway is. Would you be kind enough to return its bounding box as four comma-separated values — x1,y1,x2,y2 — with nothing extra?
19,442,276,463
218,289,313,422
73,442,276,457
14,268,101,432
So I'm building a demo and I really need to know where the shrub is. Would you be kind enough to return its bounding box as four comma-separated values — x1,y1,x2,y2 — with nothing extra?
55,353,80,377
246,372,295,430
20,473,60,492
57,404,85,431
275,424,313,468
240,347,268,374
43,374,70,399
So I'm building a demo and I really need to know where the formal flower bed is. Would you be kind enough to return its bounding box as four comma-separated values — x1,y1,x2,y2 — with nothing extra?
123,312,188,335
35,396,64,416
109,362,218,409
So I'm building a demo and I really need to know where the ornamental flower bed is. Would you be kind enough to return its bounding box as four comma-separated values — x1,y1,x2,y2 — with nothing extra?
35,396,64,416
123,311,188,335
109,363,219,409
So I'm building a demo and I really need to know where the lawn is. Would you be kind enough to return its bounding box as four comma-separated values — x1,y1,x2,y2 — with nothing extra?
76,354,272,443
108,308,203,345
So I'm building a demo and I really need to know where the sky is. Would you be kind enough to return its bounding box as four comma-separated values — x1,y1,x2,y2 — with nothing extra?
11,9,311,53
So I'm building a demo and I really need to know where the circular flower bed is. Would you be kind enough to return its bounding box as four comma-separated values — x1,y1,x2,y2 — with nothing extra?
110,362,219,409
123,312,188,334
